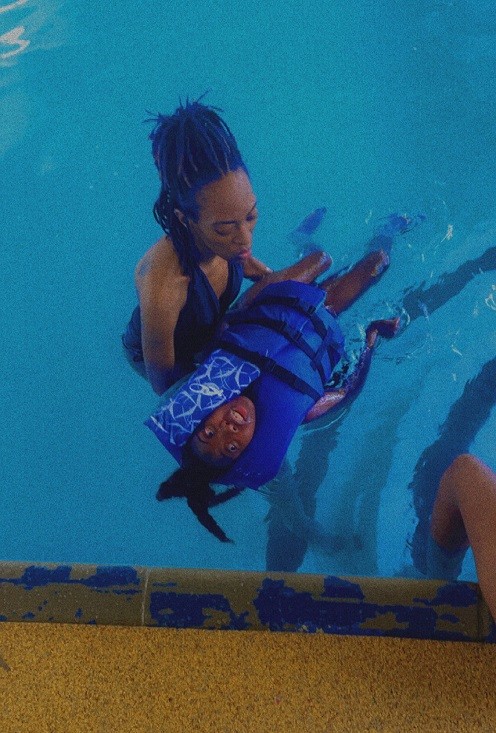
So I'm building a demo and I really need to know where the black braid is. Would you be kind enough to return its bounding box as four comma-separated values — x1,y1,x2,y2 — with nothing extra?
146,96,247,275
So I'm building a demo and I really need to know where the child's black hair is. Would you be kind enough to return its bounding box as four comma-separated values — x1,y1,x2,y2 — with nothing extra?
156,446,243,543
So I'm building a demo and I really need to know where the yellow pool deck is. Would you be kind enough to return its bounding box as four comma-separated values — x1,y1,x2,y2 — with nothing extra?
1,623,496,732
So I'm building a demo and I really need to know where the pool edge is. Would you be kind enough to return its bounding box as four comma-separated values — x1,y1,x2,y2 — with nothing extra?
0,561,494,642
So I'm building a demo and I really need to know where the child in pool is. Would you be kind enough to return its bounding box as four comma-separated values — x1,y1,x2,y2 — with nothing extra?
148,247,400,540
155,310,398,543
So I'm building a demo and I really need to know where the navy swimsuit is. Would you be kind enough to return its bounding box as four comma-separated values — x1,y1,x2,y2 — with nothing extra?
122,258,243,380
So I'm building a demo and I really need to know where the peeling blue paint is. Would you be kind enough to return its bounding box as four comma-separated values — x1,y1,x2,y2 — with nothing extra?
414,583,478,607
0,565,72,589
150,591,249,630
389,605,445,638
0,565,141,593
254,579,372,632
322,576,365,600
84,567,141,588
438,613,460,623
483,623,496,642
253,578,473,640
0,562,490,642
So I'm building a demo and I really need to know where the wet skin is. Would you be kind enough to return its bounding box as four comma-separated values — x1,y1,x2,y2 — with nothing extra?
179,169,259,263
135,168,269,395
190,395,256,466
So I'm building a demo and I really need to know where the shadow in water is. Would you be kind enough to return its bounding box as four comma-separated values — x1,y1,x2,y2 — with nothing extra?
265,372,424,575
409,355,496,575
265,419,344,572
402,245,496,322
265,242,496,574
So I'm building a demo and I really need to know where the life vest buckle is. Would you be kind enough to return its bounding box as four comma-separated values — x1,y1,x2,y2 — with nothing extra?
263,356,278,374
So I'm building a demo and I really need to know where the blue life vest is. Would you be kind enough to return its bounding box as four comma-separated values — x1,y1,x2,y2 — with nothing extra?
146,281,345,489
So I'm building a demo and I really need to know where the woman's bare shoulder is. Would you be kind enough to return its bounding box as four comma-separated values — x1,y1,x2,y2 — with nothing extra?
135,236,182,288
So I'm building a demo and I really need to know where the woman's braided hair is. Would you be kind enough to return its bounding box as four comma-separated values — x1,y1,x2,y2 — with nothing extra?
147,95,247,274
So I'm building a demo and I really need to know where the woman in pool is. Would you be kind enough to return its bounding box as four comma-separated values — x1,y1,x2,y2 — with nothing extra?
122,97,332,395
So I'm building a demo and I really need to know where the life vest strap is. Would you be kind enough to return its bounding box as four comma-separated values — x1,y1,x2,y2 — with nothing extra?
246,293,329,339
231,314,331,389
225,313,314,355
311,327,343,374
218,339,322,402
225,294,344,390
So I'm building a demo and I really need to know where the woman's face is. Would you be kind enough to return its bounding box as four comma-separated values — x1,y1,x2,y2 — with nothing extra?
185,169,258,262
189,395,256,466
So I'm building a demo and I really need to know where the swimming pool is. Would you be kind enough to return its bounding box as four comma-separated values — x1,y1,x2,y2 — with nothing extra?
1,0,494,582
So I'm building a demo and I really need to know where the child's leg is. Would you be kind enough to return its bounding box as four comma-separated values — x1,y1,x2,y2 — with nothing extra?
321,250,389,314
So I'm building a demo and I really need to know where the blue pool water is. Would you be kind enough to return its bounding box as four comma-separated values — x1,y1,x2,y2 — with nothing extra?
1,0,495,579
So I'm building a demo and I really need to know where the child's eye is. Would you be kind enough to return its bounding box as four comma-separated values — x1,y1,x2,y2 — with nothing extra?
204,427,215,438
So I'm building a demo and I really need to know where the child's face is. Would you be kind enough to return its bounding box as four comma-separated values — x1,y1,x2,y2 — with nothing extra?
190,396,256,466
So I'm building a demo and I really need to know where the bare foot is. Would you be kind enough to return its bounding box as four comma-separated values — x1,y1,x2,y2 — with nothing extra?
365,317,400,347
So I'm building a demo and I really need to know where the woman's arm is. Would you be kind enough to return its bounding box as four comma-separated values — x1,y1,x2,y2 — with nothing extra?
135,239,189,395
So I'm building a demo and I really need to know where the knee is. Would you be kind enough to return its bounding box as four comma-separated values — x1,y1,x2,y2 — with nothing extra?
449,453,482,475
304,250,332,270
452,452,475,466
442,454,484,491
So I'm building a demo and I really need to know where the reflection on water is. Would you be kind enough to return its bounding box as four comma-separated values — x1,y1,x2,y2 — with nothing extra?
0,0,65,65
0,1,67,159
1,0,29,62
0,0,28,13
0,24,30,59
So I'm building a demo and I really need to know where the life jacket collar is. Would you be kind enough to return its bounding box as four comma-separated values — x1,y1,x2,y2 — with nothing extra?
145,350,260,464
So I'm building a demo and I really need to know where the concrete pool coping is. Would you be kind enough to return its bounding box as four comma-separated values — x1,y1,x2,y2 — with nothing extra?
0,561,494,642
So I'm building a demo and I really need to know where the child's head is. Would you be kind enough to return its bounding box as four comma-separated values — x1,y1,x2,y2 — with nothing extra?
189,395,256,467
